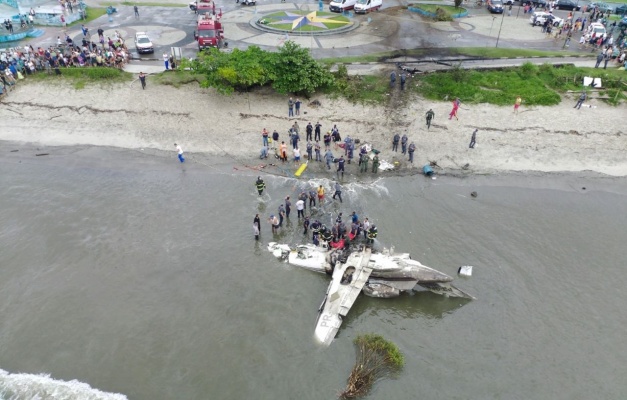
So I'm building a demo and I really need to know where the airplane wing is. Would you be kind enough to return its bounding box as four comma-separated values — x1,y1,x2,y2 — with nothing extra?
314,248,372,346
417,282,476,300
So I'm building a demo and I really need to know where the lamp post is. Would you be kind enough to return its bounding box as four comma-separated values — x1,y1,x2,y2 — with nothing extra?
488,15,496,46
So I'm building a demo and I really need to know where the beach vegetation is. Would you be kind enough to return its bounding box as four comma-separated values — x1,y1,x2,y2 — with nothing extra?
183,42,333,96
339,334,404,399
413,63,626,106
28,67,132,87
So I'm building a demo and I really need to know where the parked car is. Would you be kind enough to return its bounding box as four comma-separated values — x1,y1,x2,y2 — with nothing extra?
589,22,606,35
554,0,580,11
619,16,627,27
529,11,563,26
134,32,154,54
614,4,627,15
487,0,505,13
587,2,613,13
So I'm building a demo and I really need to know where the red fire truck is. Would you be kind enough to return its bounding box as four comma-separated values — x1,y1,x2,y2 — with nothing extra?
194,13,226,50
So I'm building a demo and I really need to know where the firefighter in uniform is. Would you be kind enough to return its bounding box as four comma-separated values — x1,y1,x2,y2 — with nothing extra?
367,225,378,245
255,176,266,196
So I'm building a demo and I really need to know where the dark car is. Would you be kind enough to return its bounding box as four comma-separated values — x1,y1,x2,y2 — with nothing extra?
615,4,627,15
487,0,504,13
555,0,580,10
588,2,613,13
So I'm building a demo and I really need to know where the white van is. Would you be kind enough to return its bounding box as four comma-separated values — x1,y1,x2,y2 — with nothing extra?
329,0,357,12
354,0,382,14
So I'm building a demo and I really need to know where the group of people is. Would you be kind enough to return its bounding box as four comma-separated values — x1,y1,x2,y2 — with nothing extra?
253,177,379,246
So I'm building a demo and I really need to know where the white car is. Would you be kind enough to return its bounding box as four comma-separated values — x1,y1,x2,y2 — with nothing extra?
589,22,606,36
529,11,563,27
134,32,154,54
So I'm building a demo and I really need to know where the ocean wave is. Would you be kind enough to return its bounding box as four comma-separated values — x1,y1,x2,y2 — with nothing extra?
0,368,127,400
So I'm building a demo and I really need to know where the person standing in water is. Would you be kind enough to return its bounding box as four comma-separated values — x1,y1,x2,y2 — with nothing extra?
255,177,266,196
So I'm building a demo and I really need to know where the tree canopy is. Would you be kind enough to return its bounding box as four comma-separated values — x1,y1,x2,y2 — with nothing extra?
184,42,333,96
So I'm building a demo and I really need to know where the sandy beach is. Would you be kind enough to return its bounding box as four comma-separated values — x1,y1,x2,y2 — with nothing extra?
1,79,626,176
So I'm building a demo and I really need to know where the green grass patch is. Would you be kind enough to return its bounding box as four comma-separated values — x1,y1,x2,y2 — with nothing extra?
449,47,593,58
412,4,465,13
28,67,131,87
152,70,207,88
67,7,107,26
120,1,187,6
324,65,389,105
259,10,352,32
413,63,626,106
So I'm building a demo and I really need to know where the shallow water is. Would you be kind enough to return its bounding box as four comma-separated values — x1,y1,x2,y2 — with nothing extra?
1,143,627,399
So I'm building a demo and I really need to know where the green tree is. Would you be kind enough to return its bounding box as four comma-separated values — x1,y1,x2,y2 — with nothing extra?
183,46,273,94
270,41,334,96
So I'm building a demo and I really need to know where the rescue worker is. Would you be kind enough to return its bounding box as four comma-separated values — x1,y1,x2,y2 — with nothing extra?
315,122,322,141
390,71,396,88
314,141,321,162
306,122,313,141
400,73,406,90
333,182,343,203
401,134,408,154
309,190,317,208
255,176,266,196
337,156,345,180
303,216,310,235
324,149,334,170
372,154,380,173
408,142,416,163
425,109,435,129
360,153,369,173
367,225,378,245
298,192,308,211
311,219,321,239
306,141,313,161
285,196,291,218
392,133,400,152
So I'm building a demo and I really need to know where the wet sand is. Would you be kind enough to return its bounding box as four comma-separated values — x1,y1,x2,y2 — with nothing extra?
1,80,626,176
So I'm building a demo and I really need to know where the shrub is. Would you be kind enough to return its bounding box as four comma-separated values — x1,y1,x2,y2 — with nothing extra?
339,334,404,399
518,62,538,79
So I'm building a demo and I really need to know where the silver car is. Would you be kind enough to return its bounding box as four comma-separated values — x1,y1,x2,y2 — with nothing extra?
134,32,154,54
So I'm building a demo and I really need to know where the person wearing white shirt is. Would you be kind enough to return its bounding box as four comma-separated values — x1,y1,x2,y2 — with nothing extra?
174,143,185,163
296,199,305,219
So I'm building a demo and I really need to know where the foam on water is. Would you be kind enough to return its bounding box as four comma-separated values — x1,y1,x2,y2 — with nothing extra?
0,369,127,400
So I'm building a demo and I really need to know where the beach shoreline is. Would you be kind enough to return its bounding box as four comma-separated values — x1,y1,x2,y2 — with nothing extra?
1,80,626,176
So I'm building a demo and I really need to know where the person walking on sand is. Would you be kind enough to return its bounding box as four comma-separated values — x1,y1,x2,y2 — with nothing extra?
449,97,460,120
174,143,185,162
425,109,435,129
469,129,477,149
138,72,146,89
288,97,294,118
324,148,334,170
280,141,288,162
134,5,139,18
514,96,522,114
574,91,586,109
293,147,301,165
